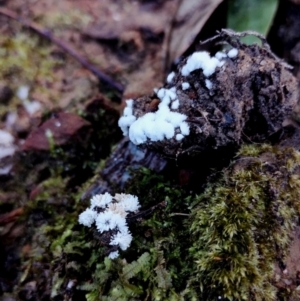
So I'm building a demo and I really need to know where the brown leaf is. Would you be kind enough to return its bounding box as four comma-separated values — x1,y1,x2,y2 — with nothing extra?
82,1,177,98
22,112,91,151
83,2,175,41
165,0,223,66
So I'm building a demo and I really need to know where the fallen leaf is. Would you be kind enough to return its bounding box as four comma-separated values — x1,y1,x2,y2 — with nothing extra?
82,1,174,41
165,0,223,66
22,112,91,151
81,1,177,98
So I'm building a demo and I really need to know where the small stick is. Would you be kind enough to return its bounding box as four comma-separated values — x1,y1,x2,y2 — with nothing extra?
0,7,125,93
200,28,293,70
169,213,189,217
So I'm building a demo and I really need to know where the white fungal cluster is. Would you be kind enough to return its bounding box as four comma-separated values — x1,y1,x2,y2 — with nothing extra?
181,82,190,90
118,99,137,136
215,51,227,60
227,48,238,58
181,48,238,78
166,71,175,83
78,192,140,259
118,87,190,145
118,48,239,145
205,79,213,90
181,51,223,77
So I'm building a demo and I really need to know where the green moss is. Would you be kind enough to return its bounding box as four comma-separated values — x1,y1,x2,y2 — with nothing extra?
71,169,198,300
17,167,199,300
190,144,300,300
235,143,272,157
0,31,64,119
0,32,58,83
13,119,300,301
39,9,92,31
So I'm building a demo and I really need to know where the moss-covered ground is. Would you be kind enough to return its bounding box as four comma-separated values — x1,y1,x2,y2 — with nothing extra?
1,3,300,301
3,140,300,301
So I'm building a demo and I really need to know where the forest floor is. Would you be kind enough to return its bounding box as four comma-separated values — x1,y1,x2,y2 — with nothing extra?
1,0,300,300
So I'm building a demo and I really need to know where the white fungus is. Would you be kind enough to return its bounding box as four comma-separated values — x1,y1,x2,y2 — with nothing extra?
180,122,190,136
78,192,140,258
181,51,223,77
123,106,133,117
171,99,180,110
108,251,119,259
116,193,140,212
176,134,184,141
215,51,227,60
227,48,239,58
96,211,121,232
118,99,137,135
157,88,165,99
165,110,186,127
181,82,190,90
166,71,175,83
126,99,134,107
157,88,177,104
118,115,137,136
205,79,213,90
91,192,113,208
119,87,190,145
78,208,97,227
110,230,133,250
118,49,233,145
129,115,175,145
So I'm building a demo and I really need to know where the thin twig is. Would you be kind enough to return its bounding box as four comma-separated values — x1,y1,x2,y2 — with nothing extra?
201,28,293,70
169,213,190,217
0,7,124,93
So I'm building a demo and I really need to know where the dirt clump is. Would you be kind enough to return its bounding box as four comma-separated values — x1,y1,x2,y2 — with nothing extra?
129,38,298,158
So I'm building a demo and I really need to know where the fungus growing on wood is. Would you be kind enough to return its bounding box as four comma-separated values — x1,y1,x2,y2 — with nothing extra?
119,30,299,157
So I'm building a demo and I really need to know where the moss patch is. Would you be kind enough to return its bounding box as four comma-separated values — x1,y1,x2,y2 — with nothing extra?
190,144,300,300
16,144,300,301
14,167,197,300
